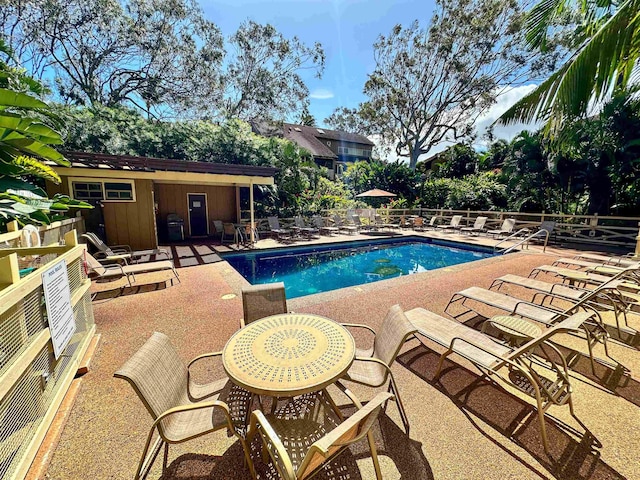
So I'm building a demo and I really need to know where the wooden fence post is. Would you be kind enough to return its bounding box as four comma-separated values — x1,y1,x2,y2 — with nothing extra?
634,222,640,259
0,253,20,286
7,220,19,232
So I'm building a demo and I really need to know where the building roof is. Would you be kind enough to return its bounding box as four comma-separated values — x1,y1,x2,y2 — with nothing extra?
283,123,374,146
251,121,374,160
59,151,278,177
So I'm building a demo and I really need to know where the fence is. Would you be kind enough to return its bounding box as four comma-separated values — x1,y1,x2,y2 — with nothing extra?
0,216,85,248
0,229,95,480
241,208,640,248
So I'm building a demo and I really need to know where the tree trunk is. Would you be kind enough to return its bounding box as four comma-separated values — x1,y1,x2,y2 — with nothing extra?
409,147,421,171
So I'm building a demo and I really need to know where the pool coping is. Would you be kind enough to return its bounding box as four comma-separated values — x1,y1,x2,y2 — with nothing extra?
215,237,541,309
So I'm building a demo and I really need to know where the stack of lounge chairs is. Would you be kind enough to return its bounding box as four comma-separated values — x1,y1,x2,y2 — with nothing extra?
398,253,639,453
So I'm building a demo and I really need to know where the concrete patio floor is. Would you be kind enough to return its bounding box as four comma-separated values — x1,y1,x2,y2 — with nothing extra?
40,235,640,480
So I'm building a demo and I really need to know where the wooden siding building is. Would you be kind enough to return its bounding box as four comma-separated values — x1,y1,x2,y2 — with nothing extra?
46,152,276,249
251,122,374,179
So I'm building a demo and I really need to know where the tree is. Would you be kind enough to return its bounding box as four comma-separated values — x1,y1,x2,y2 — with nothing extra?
221,21,325,121
299,106,316,126
432,143,479,179
325,107,370,134
1,0,225,117
0,40,90,228
327,0,551,170
2,3,324,121
498,0,640,132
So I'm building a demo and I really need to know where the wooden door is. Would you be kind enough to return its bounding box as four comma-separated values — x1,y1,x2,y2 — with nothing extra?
188,193,208,236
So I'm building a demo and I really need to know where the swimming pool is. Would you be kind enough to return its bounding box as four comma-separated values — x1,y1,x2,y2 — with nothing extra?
223,237,495,298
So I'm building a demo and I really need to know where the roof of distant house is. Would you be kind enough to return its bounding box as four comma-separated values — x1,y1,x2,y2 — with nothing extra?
251,121,374,160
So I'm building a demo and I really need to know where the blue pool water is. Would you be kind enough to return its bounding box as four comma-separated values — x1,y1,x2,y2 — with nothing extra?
223,237,495,299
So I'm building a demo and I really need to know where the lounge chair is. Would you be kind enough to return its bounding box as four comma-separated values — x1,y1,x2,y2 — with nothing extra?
436,215,463,231
212,220,224,239
460,216,487,235
406,308,595,453
341,304,417,433
423,215,440,230
444,286,613,374
82,232,170,262
490,273,635,334
293,216,319,238
374,214,397,230
241,282,287,328
554,257,640,274
397,215,411,229
531,264,640,285
333,215,357,235
348,214,367,232
412,217,425,231
487,218,516,237
85,252,179,287
574,252,638,267
114,332,254,480
267,216,292,240
312,215,339,235
221,222,240,244
247,391,392,480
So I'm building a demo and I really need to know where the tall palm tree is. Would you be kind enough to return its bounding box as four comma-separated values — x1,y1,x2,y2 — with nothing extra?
498,0,640,131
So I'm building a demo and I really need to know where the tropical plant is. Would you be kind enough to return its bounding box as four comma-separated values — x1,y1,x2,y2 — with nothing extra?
498,0,640,132
0,41,90,228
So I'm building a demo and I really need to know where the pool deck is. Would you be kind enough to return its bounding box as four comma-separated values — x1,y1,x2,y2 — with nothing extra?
38,232,640,480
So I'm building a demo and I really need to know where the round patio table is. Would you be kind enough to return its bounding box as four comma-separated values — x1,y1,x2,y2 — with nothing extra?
223,313,355,397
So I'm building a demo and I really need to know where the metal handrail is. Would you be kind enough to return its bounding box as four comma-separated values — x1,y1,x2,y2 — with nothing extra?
496,229,551,254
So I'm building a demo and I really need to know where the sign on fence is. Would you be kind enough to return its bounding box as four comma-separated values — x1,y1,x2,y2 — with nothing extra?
42,259,76,359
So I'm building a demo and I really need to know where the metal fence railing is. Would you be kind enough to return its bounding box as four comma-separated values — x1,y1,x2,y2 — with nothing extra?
0,230,95,480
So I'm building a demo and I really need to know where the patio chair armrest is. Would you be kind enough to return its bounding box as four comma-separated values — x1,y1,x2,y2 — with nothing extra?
334,380,364,408
340,323,377,336
549,283,589,294
187,351,222,369
154,400,233,431
511,300,559,317
110,244,133,253
247,410,296,479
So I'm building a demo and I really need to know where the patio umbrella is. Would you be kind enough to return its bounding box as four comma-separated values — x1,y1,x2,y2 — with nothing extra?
355,188,397,198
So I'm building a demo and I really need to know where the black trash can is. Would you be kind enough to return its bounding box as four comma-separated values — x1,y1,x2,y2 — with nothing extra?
167,213,184,242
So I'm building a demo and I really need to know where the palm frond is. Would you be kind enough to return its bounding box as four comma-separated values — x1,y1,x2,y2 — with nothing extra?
498,0,640,127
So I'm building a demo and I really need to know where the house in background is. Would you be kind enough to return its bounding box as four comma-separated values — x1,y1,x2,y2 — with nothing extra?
252,122,374,179
45,151,276,249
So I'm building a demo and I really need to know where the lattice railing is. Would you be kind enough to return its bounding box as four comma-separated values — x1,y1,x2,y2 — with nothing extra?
0,230,95,480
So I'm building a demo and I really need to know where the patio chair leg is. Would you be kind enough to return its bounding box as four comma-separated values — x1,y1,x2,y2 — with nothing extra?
434,349,453,381
536,401,551,455
135,431,164,480
388,374,410,434
367,430,383,480
238,437,257,480
323,388,345,421
162,442,169,472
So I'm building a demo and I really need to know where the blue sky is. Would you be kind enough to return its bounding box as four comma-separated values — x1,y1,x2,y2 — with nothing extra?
201,0,537,155
202,0,435,124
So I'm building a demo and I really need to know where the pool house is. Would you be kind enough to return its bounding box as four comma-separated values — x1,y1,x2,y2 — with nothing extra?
45,152,277,249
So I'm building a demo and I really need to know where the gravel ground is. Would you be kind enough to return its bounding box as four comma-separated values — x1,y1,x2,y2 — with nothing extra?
42,244,640,480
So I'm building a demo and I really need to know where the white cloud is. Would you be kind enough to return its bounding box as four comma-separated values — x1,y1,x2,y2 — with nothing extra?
473,84,540,148
310,88,335,100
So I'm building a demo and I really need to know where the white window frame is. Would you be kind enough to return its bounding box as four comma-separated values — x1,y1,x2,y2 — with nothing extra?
68,177,137,203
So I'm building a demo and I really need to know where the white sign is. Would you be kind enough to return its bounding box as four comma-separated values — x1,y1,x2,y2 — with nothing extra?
42,259,76,359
